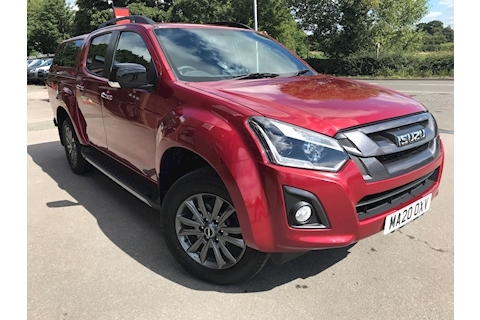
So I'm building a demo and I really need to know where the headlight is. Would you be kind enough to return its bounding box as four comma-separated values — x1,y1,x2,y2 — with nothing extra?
29,69,37,73
248,117,349,172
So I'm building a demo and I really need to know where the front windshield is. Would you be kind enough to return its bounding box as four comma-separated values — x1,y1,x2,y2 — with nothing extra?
30,60,44,68
154,27,313,82
42,59,53,66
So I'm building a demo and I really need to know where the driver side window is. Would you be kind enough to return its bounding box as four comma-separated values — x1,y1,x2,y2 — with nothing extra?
112,32,154,85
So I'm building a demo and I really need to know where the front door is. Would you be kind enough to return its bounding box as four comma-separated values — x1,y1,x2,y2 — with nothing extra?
101,31,159,181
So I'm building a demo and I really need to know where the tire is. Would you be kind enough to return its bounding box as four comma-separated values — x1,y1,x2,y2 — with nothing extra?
162,167,269,285
61,118,90,174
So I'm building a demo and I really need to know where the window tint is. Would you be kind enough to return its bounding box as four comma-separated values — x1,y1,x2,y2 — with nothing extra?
30,60,44,68
53,40,83,68
86,33,112,77
42,59,53,67
112,32,153,85
52,43,66,66
113,32,152,68
154,28,310,82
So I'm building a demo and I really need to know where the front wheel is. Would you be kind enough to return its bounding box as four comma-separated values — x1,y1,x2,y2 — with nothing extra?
162,168,269,285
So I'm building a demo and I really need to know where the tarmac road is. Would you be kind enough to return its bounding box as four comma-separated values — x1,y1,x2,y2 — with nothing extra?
358,79,454,135
27,80,454,320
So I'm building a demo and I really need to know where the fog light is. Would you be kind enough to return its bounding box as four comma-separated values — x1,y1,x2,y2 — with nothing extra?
295,205,312,223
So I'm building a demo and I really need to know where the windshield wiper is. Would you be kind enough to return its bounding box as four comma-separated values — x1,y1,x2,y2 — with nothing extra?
294,69,312,76
231,72,280,80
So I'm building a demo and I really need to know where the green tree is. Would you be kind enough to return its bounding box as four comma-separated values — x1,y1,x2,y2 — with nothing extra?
74,0,113,35
74,0,169,35
158,0,175,11
416,20,454,51
417,20,444,35
417,20,453,42
27,0,43,53
27,0,74,55
232,0,308,57
127,2,167,22
289,0,428,57
442,26,454,42
288,0,373,56
168,0,234,23
168,0,308,57
72,0,307,56
369,0,428,53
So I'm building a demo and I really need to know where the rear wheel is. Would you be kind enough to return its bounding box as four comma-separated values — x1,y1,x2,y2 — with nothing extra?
162,167,269,285
61,118,90,174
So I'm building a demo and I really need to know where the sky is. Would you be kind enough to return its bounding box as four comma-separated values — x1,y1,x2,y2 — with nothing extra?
66,0,454,29
421,0,455,28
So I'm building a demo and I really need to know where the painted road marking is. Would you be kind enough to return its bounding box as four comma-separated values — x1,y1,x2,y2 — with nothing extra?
402,91,453,94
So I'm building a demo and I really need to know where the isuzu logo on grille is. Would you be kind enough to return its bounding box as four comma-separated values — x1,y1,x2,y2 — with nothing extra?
395,128,426,146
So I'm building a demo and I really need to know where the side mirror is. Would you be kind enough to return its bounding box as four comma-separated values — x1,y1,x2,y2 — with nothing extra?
109,63,155,90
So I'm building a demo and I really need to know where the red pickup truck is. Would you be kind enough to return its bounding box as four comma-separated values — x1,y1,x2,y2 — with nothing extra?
46,15,444,284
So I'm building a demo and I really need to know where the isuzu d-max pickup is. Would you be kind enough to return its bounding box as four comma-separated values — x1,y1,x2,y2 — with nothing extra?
47,15,444,284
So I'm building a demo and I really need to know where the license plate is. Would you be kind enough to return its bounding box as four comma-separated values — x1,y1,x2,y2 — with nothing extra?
384,193,432,234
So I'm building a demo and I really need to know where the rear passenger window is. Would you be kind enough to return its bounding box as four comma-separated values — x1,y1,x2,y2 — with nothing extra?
86,33,111,77
53,40,83,68
52,43,66,66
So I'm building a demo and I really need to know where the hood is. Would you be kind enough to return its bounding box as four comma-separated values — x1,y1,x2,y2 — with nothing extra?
187,75,427,136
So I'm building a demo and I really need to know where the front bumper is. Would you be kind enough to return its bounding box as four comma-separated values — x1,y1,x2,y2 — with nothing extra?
234,139,444,252
27,70,39,81
37,70,49,81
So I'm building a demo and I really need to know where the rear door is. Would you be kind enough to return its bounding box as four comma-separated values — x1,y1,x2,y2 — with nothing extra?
47,39,84,126
75,32,113,150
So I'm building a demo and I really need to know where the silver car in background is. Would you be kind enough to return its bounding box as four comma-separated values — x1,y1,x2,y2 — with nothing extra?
27,59,53,84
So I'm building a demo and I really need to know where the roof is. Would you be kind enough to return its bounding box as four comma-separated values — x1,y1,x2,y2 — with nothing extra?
59,16,256,44
61,34,88,43
96,15,254,31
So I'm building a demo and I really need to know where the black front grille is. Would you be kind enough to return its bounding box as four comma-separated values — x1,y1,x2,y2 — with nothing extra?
356,167,439,220
377,143,429,165
336,113,440,182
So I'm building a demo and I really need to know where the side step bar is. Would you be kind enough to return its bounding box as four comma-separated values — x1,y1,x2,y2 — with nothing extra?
81,147,161,211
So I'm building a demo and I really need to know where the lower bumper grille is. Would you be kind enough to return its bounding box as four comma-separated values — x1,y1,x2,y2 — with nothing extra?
356,167,440,220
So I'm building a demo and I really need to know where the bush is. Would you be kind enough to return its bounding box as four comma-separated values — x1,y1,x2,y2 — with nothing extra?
439,43,454,51
28,50,42,57
305,52,453,77
307,51,327,59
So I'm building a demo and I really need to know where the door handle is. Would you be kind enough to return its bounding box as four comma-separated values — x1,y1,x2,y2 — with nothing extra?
76,84,84,91
101,92,113,101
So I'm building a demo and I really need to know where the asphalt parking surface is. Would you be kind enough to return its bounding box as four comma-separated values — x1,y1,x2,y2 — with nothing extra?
27,80,454,320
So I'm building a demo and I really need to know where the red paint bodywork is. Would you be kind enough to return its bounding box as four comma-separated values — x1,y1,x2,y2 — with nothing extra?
47,23,444,253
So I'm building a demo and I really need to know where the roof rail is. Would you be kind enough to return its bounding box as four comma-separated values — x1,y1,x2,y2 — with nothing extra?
98,15,156,29
207,22,254,30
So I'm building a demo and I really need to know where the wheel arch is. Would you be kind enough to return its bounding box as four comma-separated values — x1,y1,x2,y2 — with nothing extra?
156,107,274,251
54,86,88,146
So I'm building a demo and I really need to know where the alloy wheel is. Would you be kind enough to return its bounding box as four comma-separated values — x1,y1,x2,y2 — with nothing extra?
175,193,246,270
64,125,77,167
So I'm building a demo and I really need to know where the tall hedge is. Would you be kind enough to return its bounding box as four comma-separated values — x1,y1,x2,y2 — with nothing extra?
305,52,454,77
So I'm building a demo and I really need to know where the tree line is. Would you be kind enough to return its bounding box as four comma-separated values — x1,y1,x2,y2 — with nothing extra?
27,0,454,58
